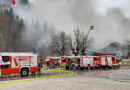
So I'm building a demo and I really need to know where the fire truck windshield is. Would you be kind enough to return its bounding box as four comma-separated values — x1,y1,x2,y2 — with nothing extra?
0,56,10,68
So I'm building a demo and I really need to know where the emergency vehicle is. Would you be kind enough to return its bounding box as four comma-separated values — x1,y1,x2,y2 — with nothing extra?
60,56,69,69
60,56,77,70
45,57,61,68
99,55,119,68
0,52,39,77
70,56,81,69
59,56,83,70
80,56,99,70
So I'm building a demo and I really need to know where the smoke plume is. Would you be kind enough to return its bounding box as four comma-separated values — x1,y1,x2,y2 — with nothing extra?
14,0,130,53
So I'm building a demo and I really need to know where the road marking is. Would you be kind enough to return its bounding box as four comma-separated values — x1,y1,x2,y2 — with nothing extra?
0,70,74,85
40,69,71,73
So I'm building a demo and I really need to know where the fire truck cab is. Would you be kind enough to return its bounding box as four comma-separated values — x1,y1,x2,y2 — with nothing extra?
45,57,61,68
60,56,78,70
0,52,39,77
60,56,69,69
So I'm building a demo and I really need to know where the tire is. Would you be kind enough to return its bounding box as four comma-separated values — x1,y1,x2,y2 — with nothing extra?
118,64,120,69
66,66,69,70
20,69,29,77
110,66,113,69
102,66,106,69
76,67,78,70
97,64,100,69
77,65,80,70
80,67,84,70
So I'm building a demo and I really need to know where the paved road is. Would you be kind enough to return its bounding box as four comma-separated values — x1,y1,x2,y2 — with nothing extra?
0,68,130,90
73,67,130,81
1,66,130,82
0,71,68,81
0,67,130,90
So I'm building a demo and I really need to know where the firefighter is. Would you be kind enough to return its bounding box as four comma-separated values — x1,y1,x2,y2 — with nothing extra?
37,57,43,75
60,59,66,69
70,59,75,69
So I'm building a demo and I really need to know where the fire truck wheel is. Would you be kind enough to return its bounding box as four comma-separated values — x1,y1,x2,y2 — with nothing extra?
109,66,113,69
118,64,120,68
76,67,79,70
102,66,106,69
80,67,84,70
66,66,69,70
20,68,29,77
76,65,80,70
97,64,100,69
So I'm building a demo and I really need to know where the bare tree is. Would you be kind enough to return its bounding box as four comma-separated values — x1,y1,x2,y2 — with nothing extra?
69,27,82,56
81,26,93,55
69,26,93,56
50,31,70,56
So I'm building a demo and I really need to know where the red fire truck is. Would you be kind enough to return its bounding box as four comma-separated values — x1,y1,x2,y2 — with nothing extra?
99,55,119,68
59,56,81,70
0,52,39,77
45,57,61,68
79,56,99,70
60,56,84,70
45,55,119,70
60,56,69,69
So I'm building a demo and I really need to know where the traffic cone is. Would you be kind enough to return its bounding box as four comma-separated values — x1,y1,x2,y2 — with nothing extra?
110,70,112,74
97,71,101,75
121,69,124,73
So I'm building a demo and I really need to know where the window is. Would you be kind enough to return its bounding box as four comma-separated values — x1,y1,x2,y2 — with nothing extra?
2,56,9,62
112,57,115,61
1,56,10,69
95,58,99,61
63,59,66,62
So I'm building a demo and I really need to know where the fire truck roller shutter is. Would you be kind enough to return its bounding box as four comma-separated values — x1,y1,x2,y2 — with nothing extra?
101,57,106,66
11,56,19,68
83,57,93,67
30,54,37,67
107,57,112,66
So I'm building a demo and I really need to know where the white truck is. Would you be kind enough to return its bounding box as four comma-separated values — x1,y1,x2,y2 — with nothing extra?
0,52,39,77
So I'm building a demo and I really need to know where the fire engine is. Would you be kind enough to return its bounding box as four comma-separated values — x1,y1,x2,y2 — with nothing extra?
60,56,73,70
79,56,99,70
45,55,120,70
0,52,39,77
67,56,80,69
45,57,61,68
99,55,119,68
59,56,81,70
